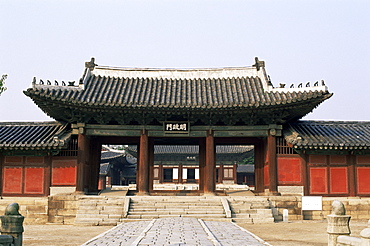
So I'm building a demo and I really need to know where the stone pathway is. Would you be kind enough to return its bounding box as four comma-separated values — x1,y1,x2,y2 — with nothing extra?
82,217,270,246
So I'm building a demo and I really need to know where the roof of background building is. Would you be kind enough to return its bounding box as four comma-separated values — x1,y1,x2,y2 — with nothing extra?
237,165,255,173
126,145,254,155
284,120,370,150
24,58,332,124
0,121,71,151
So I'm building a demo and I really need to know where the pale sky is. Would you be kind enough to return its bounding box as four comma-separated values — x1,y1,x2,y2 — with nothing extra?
1,0,369,122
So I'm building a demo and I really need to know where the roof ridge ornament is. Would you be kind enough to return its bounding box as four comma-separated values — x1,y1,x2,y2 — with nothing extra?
252,57,265,71
85,57,97,71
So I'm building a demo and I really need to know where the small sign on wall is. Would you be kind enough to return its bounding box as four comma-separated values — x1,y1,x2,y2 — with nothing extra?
302,196,323,211
164,122,189,134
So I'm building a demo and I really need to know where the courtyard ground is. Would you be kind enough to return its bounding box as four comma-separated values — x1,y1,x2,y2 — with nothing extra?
22,219,369,246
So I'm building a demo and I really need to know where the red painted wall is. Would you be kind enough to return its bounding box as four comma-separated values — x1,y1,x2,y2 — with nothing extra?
277,157,302,185
309,167,328,194
51,159,77,186
357,167,370,194
329,167,348,194
24,167,44,194
2,156,46,196
2,167,23,194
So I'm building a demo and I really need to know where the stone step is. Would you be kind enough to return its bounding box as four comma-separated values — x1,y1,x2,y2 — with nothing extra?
129,206,223,210
120,218,152,223
128,210,224,215
129,206,222,210
130,199,222,203
252,217,275,223
126,214,226,219
231,209,272,214
130,202,221,206
232,218,254,223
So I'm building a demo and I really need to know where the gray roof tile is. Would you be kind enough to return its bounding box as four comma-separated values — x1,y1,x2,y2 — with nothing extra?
24,60,332,124
0,121,71,151
284,121,370,150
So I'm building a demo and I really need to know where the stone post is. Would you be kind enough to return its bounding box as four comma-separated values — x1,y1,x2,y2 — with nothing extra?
0,203,24,246
360,220,370,246
327,200,351,246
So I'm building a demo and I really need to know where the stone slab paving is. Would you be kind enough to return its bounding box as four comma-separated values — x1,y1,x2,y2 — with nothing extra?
82,217,270,246
203,221,268,246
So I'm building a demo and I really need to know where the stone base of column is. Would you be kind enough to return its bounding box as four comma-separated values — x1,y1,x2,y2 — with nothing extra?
202,192,216,196
136,191,150,196
267,191,281,196
73,191,85,195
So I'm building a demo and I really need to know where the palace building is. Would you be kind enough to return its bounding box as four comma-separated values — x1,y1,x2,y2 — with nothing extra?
0,57,369,197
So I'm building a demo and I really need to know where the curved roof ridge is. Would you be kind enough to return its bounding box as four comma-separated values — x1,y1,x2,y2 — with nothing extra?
293,120,370,124
91,64,265,81
0,121,64,126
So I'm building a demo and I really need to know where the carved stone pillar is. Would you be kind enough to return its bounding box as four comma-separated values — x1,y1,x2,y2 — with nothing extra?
327,200,351,246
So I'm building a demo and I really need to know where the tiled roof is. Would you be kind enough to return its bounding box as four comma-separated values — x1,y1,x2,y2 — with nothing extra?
284,121,370,150
100,162,111,175
24,58,332,124
127,145,253,154
0,121,71,151
237,165,255,173
101,151,125,161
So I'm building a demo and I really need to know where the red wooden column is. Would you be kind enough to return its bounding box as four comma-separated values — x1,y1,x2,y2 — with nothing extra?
348,154,356,196
301,154,309,196
267,133,278,194
204,130,216,194
45,155,52,196
88,138,101,194
198,138,206,192
137,130,149,195
148,138,154,192
76,132,90,193
254,140,265,193
0,153,3,197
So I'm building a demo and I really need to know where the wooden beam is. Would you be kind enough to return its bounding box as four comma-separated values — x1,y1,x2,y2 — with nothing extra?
86,129,141,136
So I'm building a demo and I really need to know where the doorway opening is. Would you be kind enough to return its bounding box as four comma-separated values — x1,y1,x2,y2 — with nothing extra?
99,144,137,190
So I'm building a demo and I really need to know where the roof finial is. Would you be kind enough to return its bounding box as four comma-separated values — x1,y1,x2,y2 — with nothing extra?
253,57,265,71
85,57,97,71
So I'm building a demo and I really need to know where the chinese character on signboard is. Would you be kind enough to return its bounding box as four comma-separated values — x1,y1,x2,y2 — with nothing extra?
164,122,189,133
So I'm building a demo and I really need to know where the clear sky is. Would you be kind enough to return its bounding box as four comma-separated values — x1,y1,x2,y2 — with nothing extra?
1,0,369,122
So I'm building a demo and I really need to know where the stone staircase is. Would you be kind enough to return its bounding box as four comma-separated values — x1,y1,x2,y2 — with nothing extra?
74,195,274,225
121,196,231,222
74,196,126,226
228,197,275,223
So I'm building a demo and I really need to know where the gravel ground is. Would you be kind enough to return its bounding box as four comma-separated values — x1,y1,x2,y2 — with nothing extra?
22,220,369,246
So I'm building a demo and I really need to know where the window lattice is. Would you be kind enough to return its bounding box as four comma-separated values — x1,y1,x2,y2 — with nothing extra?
277,137,296,155
57,137,78,156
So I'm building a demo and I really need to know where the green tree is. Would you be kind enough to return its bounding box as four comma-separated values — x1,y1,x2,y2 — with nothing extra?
0,74,8,96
